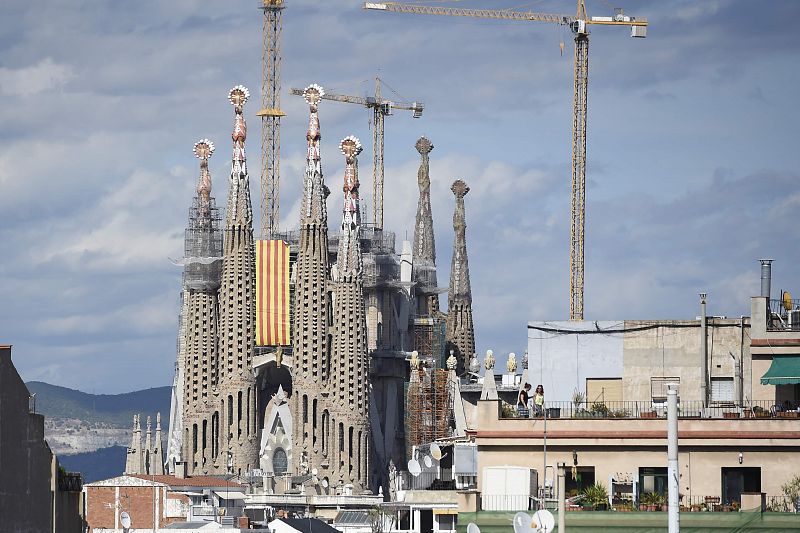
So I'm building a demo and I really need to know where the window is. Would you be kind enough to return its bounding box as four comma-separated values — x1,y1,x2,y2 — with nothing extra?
639,467,667,497
651,377,680,403
272,448,288,476
721,467,760,505
711,377,734,404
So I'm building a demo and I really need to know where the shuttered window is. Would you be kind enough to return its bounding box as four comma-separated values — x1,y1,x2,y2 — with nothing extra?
711,377,734,403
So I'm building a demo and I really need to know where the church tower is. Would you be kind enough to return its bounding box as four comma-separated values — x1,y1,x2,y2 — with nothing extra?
445,179,475,374
330,136,371,492
181,138,224,475
290,84,331,479
216,86,259,474
412,136,439,316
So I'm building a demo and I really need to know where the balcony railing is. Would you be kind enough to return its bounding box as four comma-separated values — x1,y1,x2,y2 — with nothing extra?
768,298,800,331
500,400,799,420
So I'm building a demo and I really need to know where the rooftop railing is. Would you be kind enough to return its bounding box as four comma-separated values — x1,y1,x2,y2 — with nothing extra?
500,400,799,420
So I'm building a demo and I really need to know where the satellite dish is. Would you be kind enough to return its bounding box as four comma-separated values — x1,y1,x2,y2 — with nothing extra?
408,459,422,477
423,455,433,468
784,291,793,311
430,443,442,461
532,510,556,533
466,523,481,533
120,511,131,530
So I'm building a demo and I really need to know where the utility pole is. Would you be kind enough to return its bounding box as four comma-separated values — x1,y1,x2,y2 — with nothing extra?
667,386,679,533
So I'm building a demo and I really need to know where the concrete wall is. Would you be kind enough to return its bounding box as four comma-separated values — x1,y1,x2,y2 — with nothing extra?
527,321,624,403
0,345,55,533
472,400,800,502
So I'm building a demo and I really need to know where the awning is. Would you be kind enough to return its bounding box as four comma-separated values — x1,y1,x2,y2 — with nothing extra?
213,490,247,500
761,356,800,385
433,509,459,515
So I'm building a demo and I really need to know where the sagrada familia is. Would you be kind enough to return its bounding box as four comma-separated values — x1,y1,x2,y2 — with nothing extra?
160,84,476,495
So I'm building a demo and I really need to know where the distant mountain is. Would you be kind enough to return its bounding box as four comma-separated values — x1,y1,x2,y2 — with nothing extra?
26,381,172,428
58,446,129,483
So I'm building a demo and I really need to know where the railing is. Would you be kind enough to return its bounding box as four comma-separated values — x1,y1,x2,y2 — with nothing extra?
768,298,800,331
499,400,798,420
57,471,83,492
481,494,535,511
397,471,456,491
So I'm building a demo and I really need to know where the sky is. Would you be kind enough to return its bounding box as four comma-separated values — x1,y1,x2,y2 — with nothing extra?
1,0,798,393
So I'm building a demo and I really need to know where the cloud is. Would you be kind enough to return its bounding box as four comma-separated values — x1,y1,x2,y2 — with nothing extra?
0,58,74,96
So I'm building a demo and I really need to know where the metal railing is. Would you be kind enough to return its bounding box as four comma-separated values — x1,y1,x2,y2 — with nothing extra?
499,400,798,420
768,298,800,331
481,493,536,511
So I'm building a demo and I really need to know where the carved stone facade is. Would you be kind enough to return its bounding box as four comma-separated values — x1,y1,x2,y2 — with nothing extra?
445,179,476,374
289,88,370,493
126,413,165,475
169,88,260,477
290,85,332,482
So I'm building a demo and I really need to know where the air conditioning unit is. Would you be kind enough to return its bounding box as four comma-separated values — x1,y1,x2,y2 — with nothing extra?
789,310,800,330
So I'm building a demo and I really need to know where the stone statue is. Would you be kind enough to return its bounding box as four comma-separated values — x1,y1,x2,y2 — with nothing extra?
522,350,529,370
484,349,495,371
410,350,420,371
446,350,457,370
507,352,517,373
469,353,480,374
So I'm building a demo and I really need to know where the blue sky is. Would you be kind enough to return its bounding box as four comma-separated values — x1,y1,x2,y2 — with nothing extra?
1,0,798,393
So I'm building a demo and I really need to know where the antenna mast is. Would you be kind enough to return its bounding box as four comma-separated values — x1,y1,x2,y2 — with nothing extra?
258,0,286,238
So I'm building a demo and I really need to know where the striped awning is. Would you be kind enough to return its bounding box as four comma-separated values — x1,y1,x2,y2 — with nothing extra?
256,240,291,346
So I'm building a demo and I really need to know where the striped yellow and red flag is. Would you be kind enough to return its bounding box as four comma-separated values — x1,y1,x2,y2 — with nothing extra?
256,240,291,346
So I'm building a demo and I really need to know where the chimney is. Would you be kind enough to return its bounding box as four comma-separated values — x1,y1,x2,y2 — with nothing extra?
760,259,773,299
175,461,188,479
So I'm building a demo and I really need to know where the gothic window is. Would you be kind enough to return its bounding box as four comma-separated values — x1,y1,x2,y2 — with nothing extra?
228,395,234,431
302,395,308,424
272,448,288,476
321,410,329,454
235,397,243,439
247,387,251,436
312,399,318,445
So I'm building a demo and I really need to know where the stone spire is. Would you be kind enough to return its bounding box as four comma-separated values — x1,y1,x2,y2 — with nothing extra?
445,179,475,374
125,414,143,474
180,139,224,475
152,412,165,475
335,136,364,278
330,136,370,491
412,137,439,315
145,416,153,473
291,84,332,479
217,85,259,475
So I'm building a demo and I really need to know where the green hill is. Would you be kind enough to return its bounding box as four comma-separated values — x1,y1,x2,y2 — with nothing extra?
26,381,172,428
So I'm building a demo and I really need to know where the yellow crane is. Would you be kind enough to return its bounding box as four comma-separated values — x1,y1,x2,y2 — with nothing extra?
290,77,423,230
257,0,286,238
364,1,648,320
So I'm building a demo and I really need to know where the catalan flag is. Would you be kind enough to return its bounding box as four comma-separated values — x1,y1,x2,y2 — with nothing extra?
256,240,290,346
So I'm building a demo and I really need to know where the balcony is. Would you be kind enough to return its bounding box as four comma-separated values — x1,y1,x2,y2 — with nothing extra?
499,400,799,420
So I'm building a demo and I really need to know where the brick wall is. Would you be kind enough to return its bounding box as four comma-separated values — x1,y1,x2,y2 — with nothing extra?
86,485,188,531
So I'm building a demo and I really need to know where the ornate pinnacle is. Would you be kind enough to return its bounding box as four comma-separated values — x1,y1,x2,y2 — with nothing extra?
300,83,327,222
302,83,324,107
336,135,363,276
415,136,433,156
193,139,215,202
229,86,249,175
451,179,469,199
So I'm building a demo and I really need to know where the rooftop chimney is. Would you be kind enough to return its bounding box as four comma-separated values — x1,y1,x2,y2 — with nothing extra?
760,259,773,299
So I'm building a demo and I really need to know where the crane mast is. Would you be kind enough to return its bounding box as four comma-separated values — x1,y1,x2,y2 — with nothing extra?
289,79,424,231
258,0,286,238
364,1,647,320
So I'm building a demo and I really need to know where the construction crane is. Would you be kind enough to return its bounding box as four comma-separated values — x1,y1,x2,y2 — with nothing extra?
290,77,424,231
364,1,647,321
257,0,286,238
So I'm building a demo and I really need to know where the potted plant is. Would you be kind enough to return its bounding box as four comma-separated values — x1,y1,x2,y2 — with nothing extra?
743,408,753,418
589,402,610,418
640,491,664,511
572,389,586,417
781,475,800,513
640,410,658,419
753,406,770,418
723,411,740,419
582,483,609,511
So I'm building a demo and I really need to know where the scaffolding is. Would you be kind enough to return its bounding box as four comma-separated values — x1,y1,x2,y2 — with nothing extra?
406,318,453,452
182,197,223,291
